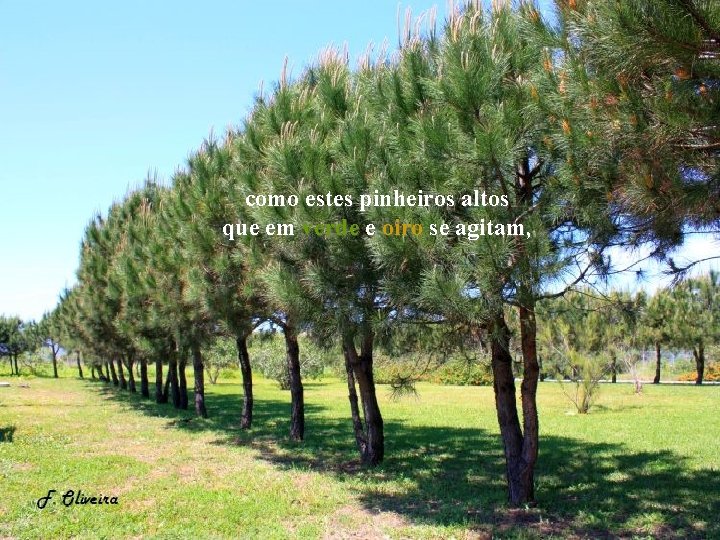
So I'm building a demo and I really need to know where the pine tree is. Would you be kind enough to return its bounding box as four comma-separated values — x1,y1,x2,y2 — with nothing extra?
0,316,34,376
109,183,171,399
238,52,389,456
38,311,63,378
76,204,139,389
560,0,720,259
364,3,620,503
671,271,720,383
145,181,217,417
229,96,312,441
54,288,90,380
173,138,263,428
640,288,674,384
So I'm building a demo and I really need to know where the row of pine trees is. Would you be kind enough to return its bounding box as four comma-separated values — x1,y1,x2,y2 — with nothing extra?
32,1,720,505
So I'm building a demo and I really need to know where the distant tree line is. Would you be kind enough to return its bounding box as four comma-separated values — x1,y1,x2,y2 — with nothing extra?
537,274,720,386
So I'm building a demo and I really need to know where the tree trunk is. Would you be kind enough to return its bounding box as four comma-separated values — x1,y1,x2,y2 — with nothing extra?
9,354,15,375
91,365,96,380
343,331,384,465
155,357,166,403
116,357,127,390
694,342,705,385
236,335,253,429
519,306,540,504
343,343,367,457
503,155,539,505
191,343,207,418
126,355,136,393
610,350,617,383
140,356,149,398
490,312,534,506
76,351,84,379
108,359,118,386
163,370,171,402
51,349,58,378
653,341,661,384
13,355,19,376
178,350,189,410
284,326,304,441
168,353,180,408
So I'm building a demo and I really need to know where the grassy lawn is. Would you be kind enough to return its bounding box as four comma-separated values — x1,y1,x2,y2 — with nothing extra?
1,369,719,539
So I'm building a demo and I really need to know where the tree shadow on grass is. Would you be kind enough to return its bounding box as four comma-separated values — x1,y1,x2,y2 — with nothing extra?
91,381,719,538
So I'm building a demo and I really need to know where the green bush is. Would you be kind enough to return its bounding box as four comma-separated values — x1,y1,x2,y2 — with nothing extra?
374,354,494,387
204,337,239,384
557,352,609,414
431,358,493,386
373,356,424,384
249,332,331,389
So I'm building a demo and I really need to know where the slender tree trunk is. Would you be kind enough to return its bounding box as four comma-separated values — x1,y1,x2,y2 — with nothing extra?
490,312,532,506
91,365,96,379
343,331,383,465
116,357,127,390
155,357,166,403
76,351,83,379
653,341,661,384
108,359,118,386
9,355,15,375
694,342,705,385
236,335,253,429
163,370,171,402
178,350,189,410
610,350,617,383
126,355,136,393
518,305,539,504
343,343,366,457
140,356,149,398
51,348,58,378
284,326,304,441
13,355,19,376
168,352,180,408
191,343,207,418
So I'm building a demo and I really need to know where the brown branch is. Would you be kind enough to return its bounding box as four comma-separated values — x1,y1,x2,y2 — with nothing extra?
677,141,720,151
667,254,720,276
534,251,600,302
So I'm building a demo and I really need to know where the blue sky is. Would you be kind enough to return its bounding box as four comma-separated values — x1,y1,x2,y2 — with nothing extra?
0,1,715,321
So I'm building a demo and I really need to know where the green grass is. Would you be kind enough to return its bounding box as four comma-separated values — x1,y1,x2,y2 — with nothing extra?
1,367,719,539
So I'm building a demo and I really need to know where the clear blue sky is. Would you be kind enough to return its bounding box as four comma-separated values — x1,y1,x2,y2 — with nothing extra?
0,1,714,321
0,0,457,320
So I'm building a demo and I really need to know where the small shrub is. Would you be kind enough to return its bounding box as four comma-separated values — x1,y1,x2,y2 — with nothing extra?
249,333,330,389
374,357,424,384
431,357,493,386
678,362,720,382
558,352,609,414
204,337,238,384
374,354,493,387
